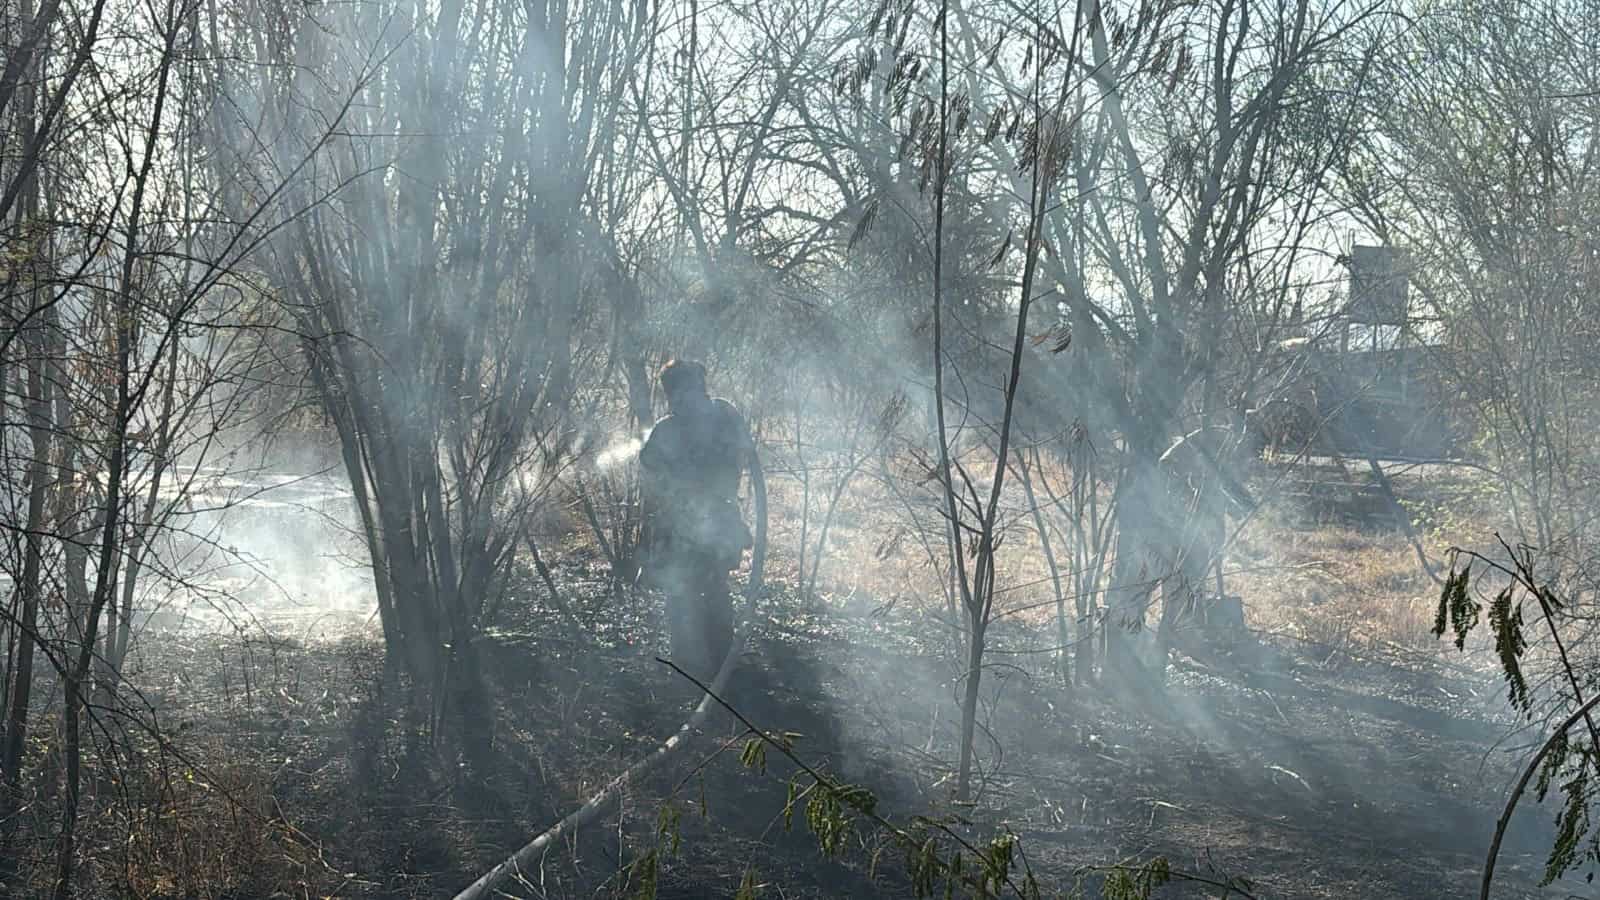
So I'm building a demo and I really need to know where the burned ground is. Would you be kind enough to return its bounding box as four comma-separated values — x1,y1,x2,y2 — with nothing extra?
9,539,1574,900
1,457,1579,899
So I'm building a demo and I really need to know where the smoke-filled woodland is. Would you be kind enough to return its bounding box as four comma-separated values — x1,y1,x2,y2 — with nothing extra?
6,0,1600,896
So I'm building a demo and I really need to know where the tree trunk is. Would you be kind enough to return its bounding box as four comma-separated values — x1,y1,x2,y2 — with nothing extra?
625,355,653,433
955,621,985,802
1103,446,1166,696
1015,450,1072,686
1,328,51,830
1,23,46,830
58,11,181,889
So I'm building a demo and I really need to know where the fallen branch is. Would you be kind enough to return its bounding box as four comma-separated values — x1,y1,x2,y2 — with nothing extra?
1363,454,1444,586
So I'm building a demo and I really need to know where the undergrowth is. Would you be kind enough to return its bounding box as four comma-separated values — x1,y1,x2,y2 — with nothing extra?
624,659,1259,900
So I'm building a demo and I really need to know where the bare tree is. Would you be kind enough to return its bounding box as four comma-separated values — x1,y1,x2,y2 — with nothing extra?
0,0,391,890
1346,0,1600,559
208,0,652,761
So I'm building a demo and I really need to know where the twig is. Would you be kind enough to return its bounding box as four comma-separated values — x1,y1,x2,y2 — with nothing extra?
658,658,1035,900
573,474,622,575
521,527,593,643
1479,691,1600,900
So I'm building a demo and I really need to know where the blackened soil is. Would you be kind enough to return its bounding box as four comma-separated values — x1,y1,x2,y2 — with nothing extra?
107,558,1589,899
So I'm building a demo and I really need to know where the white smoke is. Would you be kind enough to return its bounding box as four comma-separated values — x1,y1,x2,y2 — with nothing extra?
594,427,653,471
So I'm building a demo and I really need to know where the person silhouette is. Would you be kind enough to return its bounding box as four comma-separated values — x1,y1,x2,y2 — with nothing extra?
638,359,755,677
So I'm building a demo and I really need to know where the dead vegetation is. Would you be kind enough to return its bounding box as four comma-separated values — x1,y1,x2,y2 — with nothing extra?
9,0,1596,896
0,458,1580,899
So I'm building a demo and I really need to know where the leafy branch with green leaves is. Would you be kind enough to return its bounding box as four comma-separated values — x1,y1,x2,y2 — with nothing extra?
633,658,1256,900
1433,537,1600,897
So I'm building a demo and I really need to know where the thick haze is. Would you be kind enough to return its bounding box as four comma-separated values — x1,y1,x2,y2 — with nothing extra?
6,0,1600,894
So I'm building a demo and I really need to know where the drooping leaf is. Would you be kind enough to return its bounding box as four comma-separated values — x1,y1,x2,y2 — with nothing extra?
1543,766,1592,886
1488,585,1530,715
1536,730,1570,803
847,198,880,252
989,229,1012,269
630,849,659,900
1433,565,1479,651
866,0,889,38
983,102,1008,143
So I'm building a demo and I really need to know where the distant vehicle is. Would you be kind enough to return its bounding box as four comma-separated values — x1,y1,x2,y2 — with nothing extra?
1249,246,1466,463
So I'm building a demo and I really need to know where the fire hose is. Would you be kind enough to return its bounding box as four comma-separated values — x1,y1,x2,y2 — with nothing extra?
453,453,767,900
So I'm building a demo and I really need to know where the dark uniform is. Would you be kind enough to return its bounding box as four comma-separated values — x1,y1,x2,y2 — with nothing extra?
639,395,754,676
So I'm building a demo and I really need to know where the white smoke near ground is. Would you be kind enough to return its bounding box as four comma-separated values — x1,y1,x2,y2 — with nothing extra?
130,434,381,645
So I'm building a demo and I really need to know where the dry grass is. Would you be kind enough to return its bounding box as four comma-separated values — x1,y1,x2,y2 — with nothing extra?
1228,461,1519,669
756,442,1073,623
1231,520,1443,657
112,746,316,898
3,723,331,899
756,440,1514,667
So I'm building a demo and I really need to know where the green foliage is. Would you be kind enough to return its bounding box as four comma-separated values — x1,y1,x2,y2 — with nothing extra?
1487,585,1530,716
907,833,940,896
804,781,861,858
662,726,1236,899
1545,765,1591,886
1432,565,1479,650
783,776,801,831
1530,732,1600,889
1433,548,1600,888
627,802,682,900
979,833,1019,897
1431,555,1540,720
630,848,659,900
1536,730,1570,803
740,737,769,775
1088,858,1171,900
656,801,682,857
651,667,1250,899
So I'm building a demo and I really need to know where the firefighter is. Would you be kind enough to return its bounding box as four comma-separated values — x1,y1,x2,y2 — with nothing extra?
638,360,756,677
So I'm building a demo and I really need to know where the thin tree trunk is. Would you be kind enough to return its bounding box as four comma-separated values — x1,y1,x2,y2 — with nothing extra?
806,405,871,600
794,406,810,598
56,6,181,892
110,349,179,677
1,327,50,829
955,620,985,801
1015,449,1070,685
1,13,46,830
